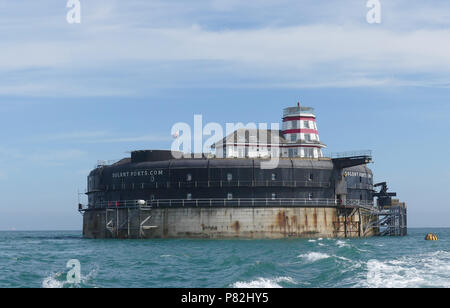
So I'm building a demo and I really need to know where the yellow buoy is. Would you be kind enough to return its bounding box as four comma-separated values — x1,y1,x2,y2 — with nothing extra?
425,233,438,241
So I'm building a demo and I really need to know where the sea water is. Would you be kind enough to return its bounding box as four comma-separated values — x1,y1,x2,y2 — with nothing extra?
0,228,448,288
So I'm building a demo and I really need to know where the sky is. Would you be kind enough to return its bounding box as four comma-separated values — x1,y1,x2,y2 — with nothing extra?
0,0,450,229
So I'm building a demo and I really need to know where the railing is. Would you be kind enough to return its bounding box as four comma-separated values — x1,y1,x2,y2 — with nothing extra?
329,150,372,159
283,107,315,117
95,159,121,168
86,180,333,193
347,183,374,190
85,198,374,210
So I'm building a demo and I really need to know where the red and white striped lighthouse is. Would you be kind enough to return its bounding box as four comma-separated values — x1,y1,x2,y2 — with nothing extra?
281,102,326,158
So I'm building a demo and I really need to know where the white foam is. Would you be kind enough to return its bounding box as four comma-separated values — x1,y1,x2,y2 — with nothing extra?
232,277,295,288
308,239,316,242
336,240,349,248
42,268,98,288
363,251,450,288
298,252,330,262
42,272,65,288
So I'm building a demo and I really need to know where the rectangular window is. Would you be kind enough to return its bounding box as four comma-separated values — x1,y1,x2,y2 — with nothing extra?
272,193,276,200
187,193,192,200
186,173,192,182
291,134,297,142
304,121,310,129
227,193,233,200
227,173,233,181
272,173,277,181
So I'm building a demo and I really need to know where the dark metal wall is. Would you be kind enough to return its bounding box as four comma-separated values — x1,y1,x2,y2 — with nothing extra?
87,158,373,207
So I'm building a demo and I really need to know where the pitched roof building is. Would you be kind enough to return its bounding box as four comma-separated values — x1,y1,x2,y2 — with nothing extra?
212,103,326,159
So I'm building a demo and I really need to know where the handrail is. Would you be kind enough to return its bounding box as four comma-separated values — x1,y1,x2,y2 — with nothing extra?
86,180,333,193
85,198,375,210
329,150,372,159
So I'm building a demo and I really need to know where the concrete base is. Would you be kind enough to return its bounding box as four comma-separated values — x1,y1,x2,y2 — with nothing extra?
82,206,379,239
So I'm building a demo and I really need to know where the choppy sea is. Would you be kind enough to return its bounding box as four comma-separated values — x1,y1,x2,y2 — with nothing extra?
0,228,448,288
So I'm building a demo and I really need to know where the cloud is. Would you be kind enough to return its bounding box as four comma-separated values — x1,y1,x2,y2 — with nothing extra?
1,0,450,96
0,146,87,166
29,149,87,164
38,131,110,142
89,134,172,143
34,131,171,143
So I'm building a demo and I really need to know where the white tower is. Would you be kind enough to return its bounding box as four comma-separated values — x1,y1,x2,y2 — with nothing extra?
281,102,326,158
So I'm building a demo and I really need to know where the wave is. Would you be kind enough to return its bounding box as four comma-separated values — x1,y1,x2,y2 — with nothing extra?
42,272,66,288
298,252,330,262
42,268,98,288
335,240,350,248
362,251,450,288
232,276,295,288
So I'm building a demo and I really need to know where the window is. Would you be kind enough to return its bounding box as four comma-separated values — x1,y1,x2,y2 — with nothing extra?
150,195,155,201
289,148,298,157
186,173,192,182
227,193,233,200
271,173,277,181
305,134,311,142
187,193,192,200
308,193,313,200
272,193,276,200
227,173,233,181
309,173,314,181
290,134,297,142
292,121,298,129
304,121,310,129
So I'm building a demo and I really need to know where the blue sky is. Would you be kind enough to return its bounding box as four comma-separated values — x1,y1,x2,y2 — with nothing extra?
1,0,450,229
